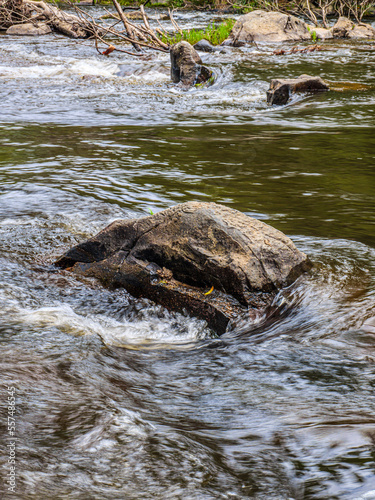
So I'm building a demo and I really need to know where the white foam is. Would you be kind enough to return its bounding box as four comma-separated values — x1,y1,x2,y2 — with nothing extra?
18,303,208,347
0,58,120,80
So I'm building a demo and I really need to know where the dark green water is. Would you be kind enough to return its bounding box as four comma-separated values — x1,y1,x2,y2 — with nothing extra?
0,12,375,499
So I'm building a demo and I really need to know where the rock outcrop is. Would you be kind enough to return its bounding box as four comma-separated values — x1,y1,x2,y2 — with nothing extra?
332,17,375,39
225,10,311,45
170,41,213,87
6,22,51,35
55,202,310,334
267,74,329,106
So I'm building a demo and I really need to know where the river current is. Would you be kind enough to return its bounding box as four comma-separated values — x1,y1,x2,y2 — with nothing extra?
0,8,375,499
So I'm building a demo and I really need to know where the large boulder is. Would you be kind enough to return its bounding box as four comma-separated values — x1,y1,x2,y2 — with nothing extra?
6,22,52,36
267,74,329,106
225,10,310,45
170,41,213,87
55,202,310,334
332,17,375,39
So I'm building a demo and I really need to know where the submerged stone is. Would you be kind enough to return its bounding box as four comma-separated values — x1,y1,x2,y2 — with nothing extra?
267,74,329,106
170,41,213,87
55,202,310,334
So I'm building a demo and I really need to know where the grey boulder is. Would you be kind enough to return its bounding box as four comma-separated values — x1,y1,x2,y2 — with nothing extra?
55,202,310,334
225,10,310,45
193,39,222,53
6,22,52,36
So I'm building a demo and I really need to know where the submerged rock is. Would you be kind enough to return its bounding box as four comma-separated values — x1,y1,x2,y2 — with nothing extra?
267,74,329,106
55,202,310,334
6,22,52,36
170,41,213,87
225,10,310,45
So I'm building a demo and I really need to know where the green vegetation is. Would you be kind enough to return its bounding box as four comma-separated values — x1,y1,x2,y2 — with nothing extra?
307,25,317,42
159,19,235,46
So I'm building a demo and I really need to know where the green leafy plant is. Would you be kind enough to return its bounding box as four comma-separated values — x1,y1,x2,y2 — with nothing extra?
159,19,235,46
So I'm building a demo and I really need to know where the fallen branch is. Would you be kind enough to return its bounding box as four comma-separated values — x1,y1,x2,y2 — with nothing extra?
273,44,323,55
1,0,172,56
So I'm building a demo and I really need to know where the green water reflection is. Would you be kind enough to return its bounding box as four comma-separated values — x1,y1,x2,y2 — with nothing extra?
1,123,374,246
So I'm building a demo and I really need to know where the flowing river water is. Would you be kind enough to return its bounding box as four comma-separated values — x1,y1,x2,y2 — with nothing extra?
1,9,375,499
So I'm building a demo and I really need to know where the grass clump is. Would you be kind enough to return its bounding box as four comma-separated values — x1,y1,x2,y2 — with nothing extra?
160,19,235,46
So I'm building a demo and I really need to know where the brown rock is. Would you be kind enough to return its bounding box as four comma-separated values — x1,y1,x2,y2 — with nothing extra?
55,202,310,334
226,10,310,45
332,17,375,39
124,10,143,20
267,74,329,106
349,23,375,39
308,26,333,40
332,17,353,38
6,22,52,36
170,41,213,87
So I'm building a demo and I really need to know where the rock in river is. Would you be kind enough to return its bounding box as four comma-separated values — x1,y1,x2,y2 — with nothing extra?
6,22,52,36
332,17,375,39
267,74,329,106
170,41,213,87
225,10,310,45
193,39,222,53
55,202,310,334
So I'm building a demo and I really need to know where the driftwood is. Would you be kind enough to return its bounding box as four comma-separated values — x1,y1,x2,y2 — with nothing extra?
273,44,323,55
1,0,180,53
0,0,92,37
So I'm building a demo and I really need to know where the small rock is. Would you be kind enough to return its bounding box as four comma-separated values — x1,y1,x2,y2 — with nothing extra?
6,22,52,36
123,10,144,20
308,26,333,40
170,41,213,87
226,10,310,45
267,74,329,106
193,39,222,53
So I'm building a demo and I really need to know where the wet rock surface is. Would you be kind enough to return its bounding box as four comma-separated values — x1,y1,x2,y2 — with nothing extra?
308,26,333,40
332,17,375,39
170,41,213,87
55,202,310,333
193,39,222,53
226,10,311,45
6,22,52,35
267,74,329,106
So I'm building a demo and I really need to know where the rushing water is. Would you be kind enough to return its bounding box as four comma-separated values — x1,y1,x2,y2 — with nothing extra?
1,9,375,499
